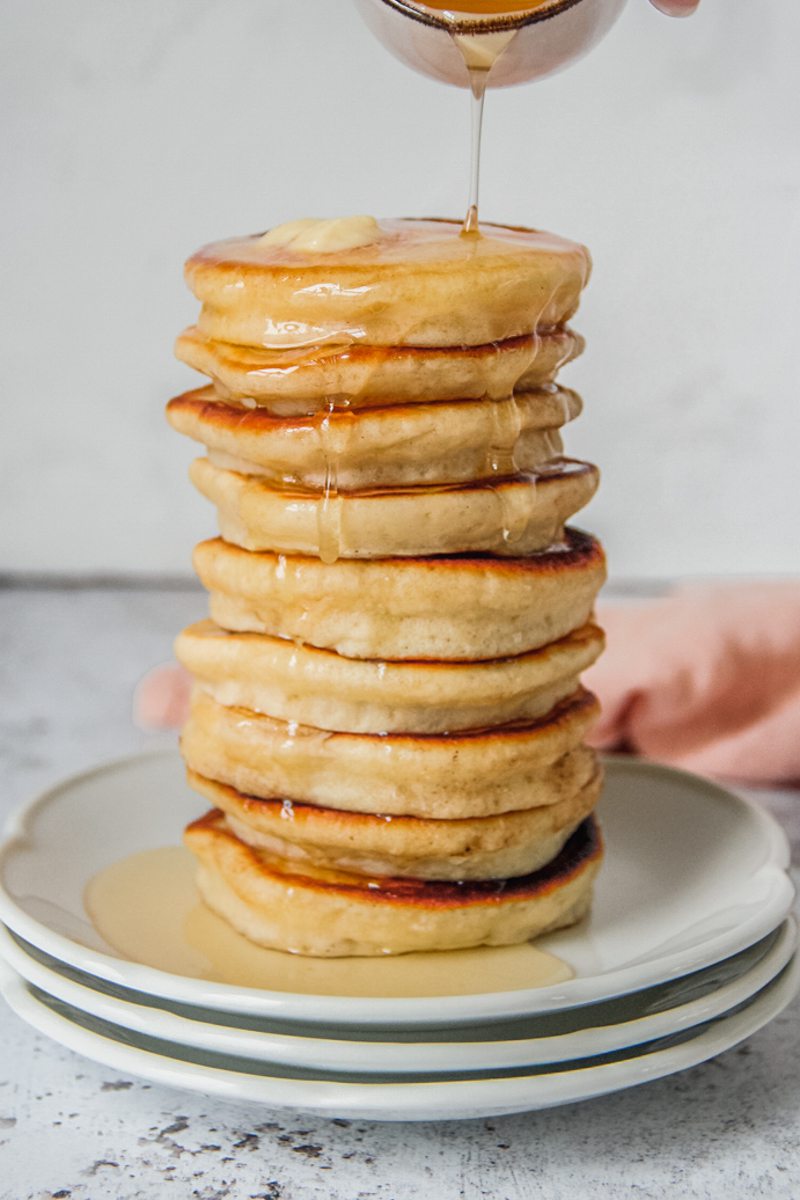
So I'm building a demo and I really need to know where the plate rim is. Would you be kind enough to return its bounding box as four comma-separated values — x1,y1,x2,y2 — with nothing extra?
0,748,794,1026
1,951,798,1119
1,916,794,1073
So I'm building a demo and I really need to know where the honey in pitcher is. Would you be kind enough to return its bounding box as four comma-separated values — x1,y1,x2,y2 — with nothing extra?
419,1,557,16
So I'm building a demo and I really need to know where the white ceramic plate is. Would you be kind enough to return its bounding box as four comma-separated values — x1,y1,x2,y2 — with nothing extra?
2,953,797,1120
0,751,792,1027
1,919,794,1074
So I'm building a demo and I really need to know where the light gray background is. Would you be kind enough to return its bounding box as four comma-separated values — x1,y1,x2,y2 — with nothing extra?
2,0,798,578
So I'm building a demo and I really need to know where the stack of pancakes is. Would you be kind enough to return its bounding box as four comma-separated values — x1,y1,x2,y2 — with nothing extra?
169,217,606,957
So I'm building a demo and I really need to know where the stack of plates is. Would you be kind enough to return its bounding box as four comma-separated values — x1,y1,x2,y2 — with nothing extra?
0,752,795,1121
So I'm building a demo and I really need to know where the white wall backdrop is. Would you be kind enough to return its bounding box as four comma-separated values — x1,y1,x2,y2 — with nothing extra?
2,0,798,578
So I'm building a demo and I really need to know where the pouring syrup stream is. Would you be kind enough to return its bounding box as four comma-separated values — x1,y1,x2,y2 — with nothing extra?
411,1,557,233
463,67,487,234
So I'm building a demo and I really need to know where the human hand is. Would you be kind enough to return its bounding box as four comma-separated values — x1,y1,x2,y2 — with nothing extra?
584,582,800,785
649,0,700,15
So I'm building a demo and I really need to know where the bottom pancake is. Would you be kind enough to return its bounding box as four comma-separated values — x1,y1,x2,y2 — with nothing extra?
186,766,602,881
184,811,603,957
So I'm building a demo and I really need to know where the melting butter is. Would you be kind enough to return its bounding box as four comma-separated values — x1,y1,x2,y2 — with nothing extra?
260,216,382,254
85,845,573,997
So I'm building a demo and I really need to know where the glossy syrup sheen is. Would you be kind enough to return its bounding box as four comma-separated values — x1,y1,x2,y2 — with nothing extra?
191,217,587,268
185,215,590,563
420,1,556,13
84,846,573,996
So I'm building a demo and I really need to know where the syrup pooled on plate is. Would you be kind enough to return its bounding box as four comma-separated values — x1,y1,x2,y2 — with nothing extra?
85,846,573,996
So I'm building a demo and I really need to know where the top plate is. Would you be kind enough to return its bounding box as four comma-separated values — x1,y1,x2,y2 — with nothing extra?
0,751,792,1027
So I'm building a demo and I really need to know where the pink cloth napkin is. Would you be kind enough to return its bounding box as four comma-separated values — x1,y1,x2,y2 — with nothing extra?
585,583,800,785
134,662,192,733
135,582,800,788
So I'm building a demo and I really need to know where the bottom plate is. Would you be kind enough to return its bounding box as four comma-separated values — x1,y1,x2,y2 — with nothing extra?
1,920,794,1073
2,953,797,1121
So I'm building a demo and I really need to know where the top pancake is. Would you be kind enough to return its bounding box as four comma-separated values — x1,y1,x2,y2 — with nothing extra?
186,218,591,350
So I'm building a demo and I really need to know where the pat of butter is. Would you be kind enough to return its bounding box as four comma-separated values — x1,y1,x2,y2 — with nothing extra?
260,216,382,254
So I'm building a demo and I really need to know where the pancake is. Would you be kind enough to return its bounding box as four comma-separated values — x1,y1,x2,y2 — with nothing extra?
174,620,604,734
180,688,600,817
193,530,606,661
174,325,584,414
184,810,603,956
166,385,580,490
188,456,600,559
186,218,591,350
185,766,602,882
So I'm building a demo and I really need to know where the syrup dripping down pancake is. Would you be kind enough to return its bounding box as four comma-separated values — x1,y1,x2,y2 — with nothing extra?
167,385,580,490
188,455,600,560
175,325,584,414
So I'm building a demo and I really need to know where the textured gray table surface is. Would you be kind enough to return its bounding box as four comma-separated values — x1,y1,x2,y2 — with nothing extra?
1,586,798,1200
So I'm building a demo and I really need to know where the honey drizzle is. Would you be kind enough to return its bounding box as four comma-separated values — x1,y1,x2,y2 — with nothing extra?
449,17,520,235
463,68,488,235
499,475,535,546
486,394,522,476
448,13,548,545
316,397,345,564
451,10,538,554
